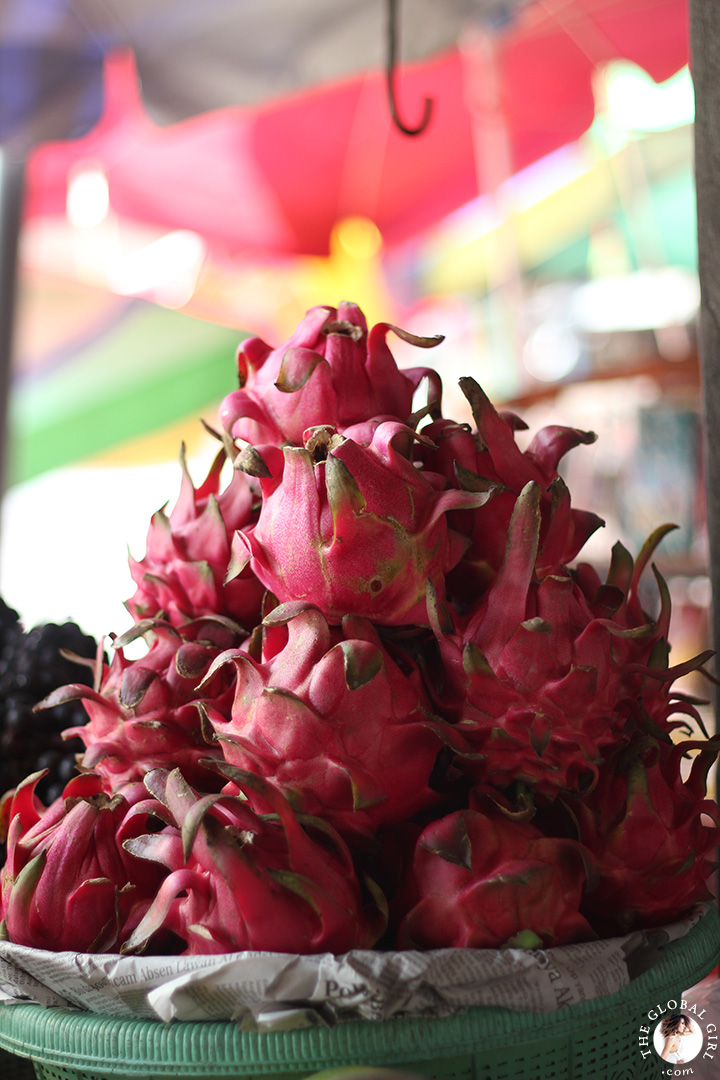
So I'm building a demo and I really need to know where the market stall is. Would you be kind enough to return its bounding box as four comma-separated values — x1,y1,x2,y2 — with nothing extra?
0,2,717,1078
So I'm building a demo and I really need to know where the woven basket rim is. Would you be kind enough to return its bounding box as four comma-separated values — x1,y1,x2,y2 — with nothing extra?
0,902,717,1076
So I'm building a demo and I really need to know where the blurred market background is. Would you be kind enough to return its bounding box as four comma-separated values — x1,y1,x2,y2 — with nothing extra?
0,0,707,698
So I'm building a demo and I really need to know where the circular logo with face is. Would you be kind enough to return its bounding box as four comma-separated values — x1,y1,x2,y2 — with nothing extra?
653,1014,704,1064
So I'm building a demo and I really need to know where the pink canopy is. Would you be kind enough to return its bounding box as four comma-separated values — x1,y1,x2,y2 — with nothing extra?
22,0,689,257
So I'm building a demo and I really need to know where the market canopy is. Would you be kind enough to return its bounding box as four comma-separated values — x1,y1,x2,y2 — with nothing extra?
0,0,518,148
9,0,690,256
10,294,244,485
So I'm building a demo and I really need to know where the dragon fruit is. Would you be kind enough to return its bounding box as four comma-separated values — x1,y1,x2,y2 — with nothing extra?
429,481,711,799
219,302,443,448
419,379,603,605
1,297,715,966
231,421,487,626
396,802,594,949
122,766,385,955
562,736,720,935
571,524,713,738
35,617,242,791
198,603,457,840
0,771,153,952
126,444,264,631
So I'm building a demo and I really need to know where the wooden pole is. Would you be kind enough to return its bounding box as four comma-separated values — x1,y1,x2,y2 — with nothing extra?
690,0,720,705
0,151,25,507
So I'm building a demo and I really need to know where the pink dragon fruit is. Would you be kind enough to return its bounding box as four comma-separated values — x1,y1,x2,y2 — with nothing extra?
219,302,443,447
35,617,242,791
419,378,603,605
563,736,720,934
198,603,458,840
571,524,712,739
0,771,153,952
396,802,594,949
122,767,385,955
429,481,710,799
231,421,486,626
126,444,264,631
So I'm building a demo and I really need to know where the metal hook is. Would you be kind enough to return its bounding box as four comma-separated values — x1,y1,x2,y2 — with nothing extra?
386,0,433,136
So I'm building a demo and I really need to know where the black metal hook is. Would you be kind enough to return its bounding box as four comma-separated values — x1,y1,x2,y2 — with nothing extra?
386,0,434,136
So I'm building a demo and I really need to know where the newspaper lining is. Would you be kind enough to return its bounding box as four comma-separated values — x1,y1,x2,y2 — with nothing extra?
0,905,704,1030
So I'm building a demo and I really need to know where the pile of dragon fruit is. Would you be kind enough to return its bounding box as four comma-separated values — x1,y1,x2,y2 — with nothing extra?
1,301,718,959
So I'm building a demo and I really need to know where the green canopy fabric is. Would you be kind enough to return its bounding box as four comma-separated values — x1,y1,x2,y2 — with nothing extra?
8,300,244,485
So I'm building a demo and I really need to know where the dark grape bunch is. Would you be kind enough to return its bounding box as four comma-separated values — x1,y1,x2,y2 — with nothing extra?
0,598,100,805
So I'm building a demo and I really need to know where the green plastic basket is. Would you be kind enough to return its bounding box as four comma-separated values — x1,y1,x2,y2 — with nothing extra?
0,904,717,1080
